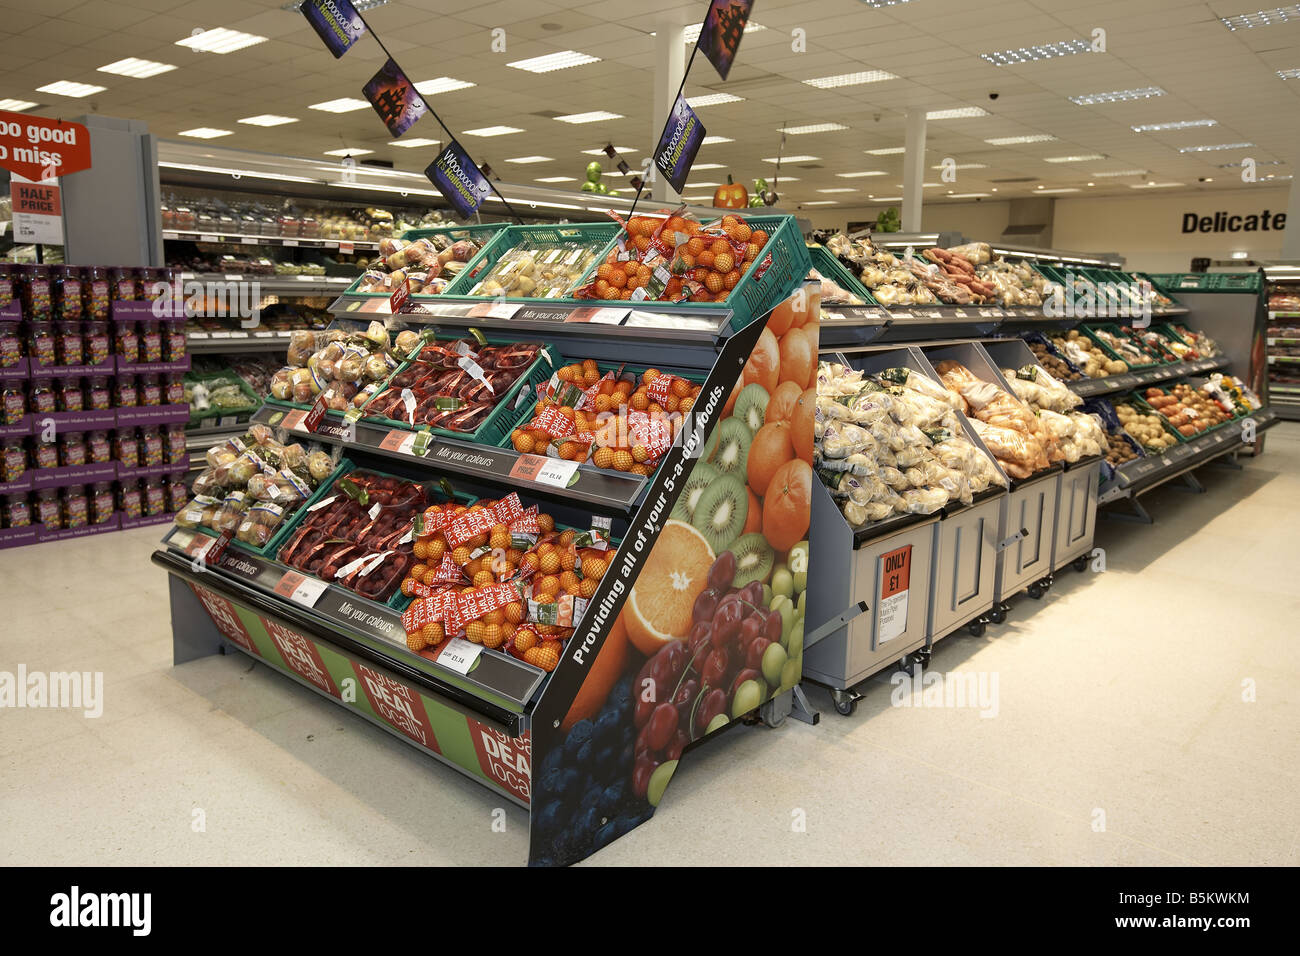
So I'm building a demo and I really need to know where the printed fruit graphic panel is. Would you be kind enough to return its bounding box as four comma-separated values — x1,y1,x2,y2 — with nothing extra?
528,283,818,865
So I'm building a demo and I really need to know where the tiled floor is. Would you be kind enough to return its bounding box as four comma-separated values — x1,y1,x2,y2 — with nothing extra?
2,425,1297,866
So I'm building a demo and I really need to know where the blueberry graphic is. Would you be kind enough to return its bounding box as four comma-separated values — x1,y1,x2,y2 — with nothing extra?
564,719,595,758
594,708,622,745
576,740,593,766
592,821,618,851
534,801,563,835
594,744,615,768
539,766,565,797
581,783,602,810
540,746,565,777
557,767,581,797
573,806,599,838
598,780,626,816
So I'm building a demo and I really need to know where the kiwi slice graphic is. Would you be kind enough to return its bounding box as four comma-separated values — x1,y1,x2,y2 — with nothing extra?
709,416,752,477
671,460,720,523
730,533,775,587
733,384,770,435
691,474,749,554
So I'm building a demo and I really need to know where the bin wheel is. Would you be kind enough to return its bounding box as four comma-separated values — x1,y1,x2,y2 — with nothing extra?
1027,582,1044,599
988,606,1007,624
913,648,932,667
831,689,857,716
1072,555,1089,572
967,620,985,637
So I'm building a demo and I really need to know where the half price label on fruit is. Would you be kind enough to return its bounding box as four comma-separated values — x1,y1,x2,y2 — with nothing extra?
509,453,579,489
273,570,329,608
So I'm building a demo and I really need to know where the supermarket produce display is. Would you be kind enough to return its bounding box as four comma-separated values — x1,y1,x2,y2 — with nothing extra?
152,207,819,866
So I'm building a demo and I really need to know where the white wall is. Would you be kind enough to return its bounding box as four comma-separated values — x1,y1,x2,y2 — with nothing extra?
801,186,1294,272
1053,189,1290,272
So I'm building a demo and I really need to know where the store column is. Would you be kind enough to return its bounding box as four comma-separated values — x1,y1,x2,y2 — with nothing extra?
651,17,686,204
59,115,162,266
1282,145,1300,260
901,111,927,232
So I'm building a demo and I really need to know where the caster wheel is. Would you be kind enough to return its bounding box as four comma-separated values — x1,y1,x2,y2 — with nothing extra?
1027,583,1044,599
1072,556,1089,572
831,690,857,716
914,648,932,666
988,607,1006,624
967,621,985,637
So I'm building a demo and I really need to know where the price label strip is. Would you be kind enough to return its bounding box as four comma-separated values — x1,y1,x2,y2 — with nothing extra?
509,453,580,489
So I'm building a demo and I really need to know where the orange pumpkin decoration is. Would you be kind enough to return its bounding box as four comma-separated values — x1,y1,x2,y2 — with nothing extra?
713,175,748,209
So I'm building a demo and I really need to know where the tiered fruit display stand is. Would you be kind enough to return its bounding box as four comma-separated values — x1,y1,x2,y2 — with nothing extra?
152,213,820,866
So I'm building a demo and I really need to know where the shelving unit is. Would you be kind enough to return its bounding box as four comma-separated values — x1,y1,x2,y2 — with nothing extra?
151,215,820,866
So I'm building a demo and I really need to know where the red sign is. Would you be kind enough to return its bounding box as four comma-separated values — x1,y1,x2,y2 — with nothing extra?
881,545,911,598
11,181,61,216
353,661,441,752
260,616,339,697
0,112,92,181
189,582,260,656
389,277,410,314
303,393,329,432
467,720,531,803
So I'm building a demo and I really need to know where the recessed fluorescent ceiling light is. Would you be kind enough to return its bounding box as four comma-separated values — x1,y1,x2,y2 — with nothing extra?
310,97,369,113
838,171,888,177
35,81,106,97
1179,142,1254,152
535,176,575,182
1130,181,1183,188
390,138,442,148
1044,154,1105,162
506,155,552,163
1217,159,1282,167
866,146,905,154
1069,86,1165,104
463,125,523,136
780,123,848,134
930,163,988,170
703,136,734,144
682,21,765,43
581,146,637,155
177,127,233,139
762,155,819,163
323,148,372,156
926,107,988,119
413,77,474,95
1221,5,1300,29
985,134,1058,145
97,57,176,78
858,0,915,7
555,111,622,124
948,193,992,198
872,196,903,201
1278,67,1300,79
1037,188,1081,193
686,93,744,106
817,188,857,193
1131,119,1217,131
981,39,1091,65
803,70,897,88
238,114,297,127
175,28,267,54
0,99,38,111
894,182,942,188
802,200,839,205
1090,169,1147,176
507,50,599,73
692,163,726,169
687,182,720,188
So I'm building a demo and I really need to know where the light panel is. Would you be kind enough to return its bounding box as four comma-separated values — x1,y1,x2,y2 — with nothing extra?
175,28,267,54
1069,87,1165,104
779,123,849,134
507,51,599,73
985,134,1058,145
238,114,297,127
35,81,106,97
1130,119,1217,131
927,107,988,119
980,39,1091,65
177,127,233,139
97,57,176,78
803,70,897,88
555,111,623,124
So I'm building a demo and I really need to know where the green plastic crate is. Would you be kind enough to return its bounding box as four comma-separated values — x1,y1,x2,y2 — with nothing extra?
1081,323,1160,368
568,213,812,333
494,360,706,469
181,458,354,558
362,339,559,448
806,244,878,306
1145,272,1263,294
442,222,621,299
184,372,262,428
